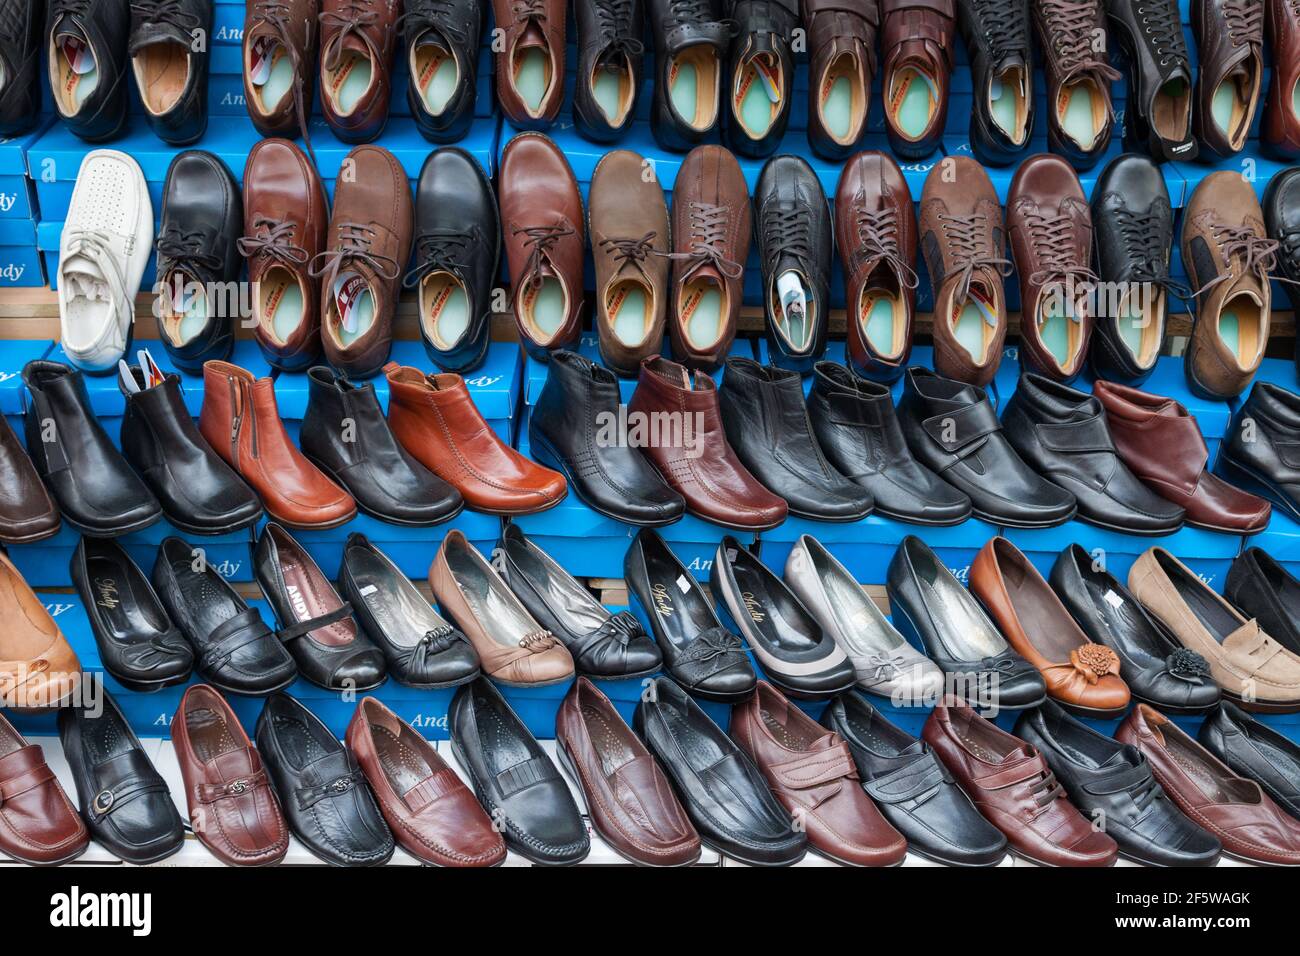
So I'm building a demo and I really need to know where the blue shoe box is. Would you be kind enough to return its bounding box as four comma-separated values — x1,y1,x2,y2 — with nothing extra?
0,118,52,221
0,217,45,287
0,339,56,446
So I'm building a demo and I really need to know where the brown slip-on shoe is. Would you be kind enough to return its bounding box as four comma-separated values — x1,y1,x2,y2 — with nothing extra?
1192,0,1264,160
0,711,88,865
0,414,59,544
879,0,954,160
429,530,575,686
1129,547,1300,713
499,133,585,360
346,696,506,866
919,155,1011,386
590,149,671,378
491,0,565,127
970,537,1130,717
555,678,701,867
0,552,79,711
242,0,318,146
668,145,752,371
318,0,399,143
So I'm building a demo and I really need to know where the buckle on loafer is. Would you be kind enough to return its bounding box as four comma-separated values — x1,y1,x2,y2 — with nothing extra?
93,789,115,814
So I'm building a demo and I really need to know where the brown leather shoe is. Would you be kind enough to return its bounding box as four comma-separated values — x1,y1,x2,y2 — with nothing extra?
920,156,1011,386
429,530,575,686
1031,0,1118,167
0,552,79,711
836,150,917,382
199,361,357,529
491,0,565,127
312,145,413,378
668,145,751,371
0,711,88,864
173,684,289,866
0,415,59,544
880,0,954,160
239,138,329,372
923,696,1118,866
590,149,671,377
803,0,878,159
242,0,318,145
628,356,787,529
556,678,701,867
971,537,1130,717
1264,0,1300,157
1093,379,1271,533
1118,703,1300,865
383,361,567,515
1192,0,1264,159
499,133,585,360
1006,153,1097,382
732,681,908,866
346,696,507,866
1182,171,1276,400
318,0,398,143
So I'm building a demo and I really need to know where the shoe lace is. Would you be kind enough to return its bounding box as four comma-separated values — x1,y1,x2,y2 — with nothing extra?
1195,223,1294,296
665,0,735,34
937,213,1013,302
155,226,224,276
761,204,817,281
129,0,204,34
62,228,129,303
662,202,745,281
1036,0,1122,84
592,0,645,58
307,221,402,291
237,217,311,268
599,231,660,283
320,1,381,71
855,206,919,289
1021,210,1100,299
511,0,551,25
511,221,576,291
248,0,315,161
1113,206,1192,299
49,0,94,18
1222,0,1264,43
1133,0,1187,66
403,228,478,289
972,0,1030,61
395,0,468,45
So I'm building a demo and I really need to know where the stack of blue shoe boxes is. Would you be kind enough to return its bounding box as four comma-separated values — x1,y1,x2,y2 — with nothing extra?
0,119,52,288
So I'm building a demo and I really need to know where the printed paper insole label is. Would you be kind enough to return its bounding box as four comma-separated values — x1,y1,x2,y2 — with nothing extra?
331,52,372,113
60,35,98,107
734,56,780,135
332,271,374,345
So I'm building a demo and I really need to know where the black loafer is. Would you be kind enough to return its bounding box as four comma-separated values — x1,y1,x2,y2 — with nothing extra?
1264,167,1300,378
401,0,483,143
46,0,131,141
573,0,645,141
129,0,211,144
0,0,44,136
1199,700,1300,820
1225,547,1300,657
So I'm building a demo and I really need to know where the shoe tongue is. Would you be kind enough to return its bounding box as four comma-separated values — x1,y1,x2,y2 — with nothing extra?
132,20,192,50
52,16,90,45
519,23,548,51
62,256,109,302
415,27,450,54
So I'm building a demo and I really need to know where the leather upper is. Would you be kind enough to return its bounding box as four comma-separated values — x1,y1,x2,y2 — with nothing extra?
0,0,43,136
1200,700,1300,821
1226,547,1300,658
880,0,953,158
317,0,398,142
242,0,317,142
130,0,211,144
0,413,60,545
46,0,130,141
1192,0,1264,159
1104,0,1196,160
1031,0,1117,164
803,0,878,158
956,0,1033,163
1219,381,1300,522
1264,0,1300,157
490,0,565,126
573,0,645,141
0,710,88,864
725,0,798,157
402,0,483,142
0,552,81,711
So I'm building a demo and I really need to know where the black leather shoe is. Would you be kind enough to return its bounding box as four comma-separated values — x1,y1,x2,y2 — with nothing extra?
635,676,806,865
22,360,162,537
1051,544,1220,714
46,0,130,141
449,677,590,866
300,366,463,526
1002,372,1185,534
129,0,210,144
119,364,263,535
153,150,240,371
71,536,193,692
647,0,732,150
152,535,298,695
1264,167,1300,377
718,358,873,521
808,362,971,525
1089,153,1180,384
1225,548,1300,658
254,523,386,692
1104,0,1197,161
401,0,483,143
255,693,395,866
530,350,685,526
404,147,500,373
497,524,663,679
339,532,480,689
754,155,830,370
1199,700,1300,820
574,0,645,142
887,535,1047,709
624,528,757,701
0,0,44,136
956,0,1033,165
724,0,798,157
898,366,1075,528
1217,382,1300,522
1016,701,1222,866
57,690,185,864
710,536,857,699
823,691,1009,867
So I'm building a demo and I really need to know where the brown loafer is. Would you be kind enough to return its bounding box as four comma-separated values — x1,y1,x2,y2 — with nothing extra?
0,415,59,544
0,711,88,865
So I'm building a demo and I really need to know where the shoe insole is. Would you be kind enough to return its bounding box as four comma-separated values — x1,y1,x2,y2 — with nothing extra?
1038,304,1073,367
467,687,533,777
889,67,937,138
53,38,99,112
639,544,721,653
185,705,240,764
592,60,633,124
734,55,780,137
1220,309,1241,358
607,279,650,345
271,713,330,771
953,300,989,360
261,46,294,110
1212,76,1246,140
348,547,448,651
507,538,606,635
373,725,436,794
727,560,819,654
1153,79,1190,140
1293,76,1300,120
819,53,863,142
680,279,723,349
446,546,537,649
914,558,1007,659
166,274,208,344
171,557,243,643
1218,296,1263,366
275,542,353,648
668,47,718,130
133,42,189,114
521,276,566,339
261,269,306,343
422,273,470,349
414,42,458,114
513,46,550,113
861,291,904,358
990,69,1027,141
671,59,699,124
85,552,168,645
579,702,637,777
818,554,907,653
327,50,373,114
1118,304,1147,357
1060,81,1101,149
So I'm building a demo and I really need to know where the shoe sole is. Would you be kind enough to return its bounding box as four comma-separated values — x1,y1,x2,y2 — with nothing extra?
971,505,1077,529
1214,454,1300,525
0,520,62,545
0,842,88,867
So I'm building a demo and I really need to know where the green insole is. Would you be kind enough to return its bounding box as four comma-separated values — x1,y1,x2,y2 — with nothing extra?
1219,309,1241,357
864,298,896,354
74,66,99,108
739,65,774,135
953,302,987,360
263,52,293,110
336,288,375,347
515,48,549,112
893,72,933,137
990,78,1018,137
687,288,723,346
1061,86,1097,147
611,286,648,343
1117,306,1146,358
529,278,566,337
419,51,457,113
670,60,699,125
431,284,469,345
1038,308,1071,366
177,288,208,343
336,56,373,113
271,284,304,342
822,75,852,139
1212,80,1239,136
593,69,625,122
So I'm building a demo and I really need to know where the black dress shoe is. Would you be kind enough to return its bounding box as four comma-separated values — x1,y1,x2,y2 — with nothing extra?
1016,701,1222,866
497,524,663,679
1264,167,1300,376
1225,548,1300,658
1002,372,1185,534
71,536,193,692
339,532,480,689
1199,700,1300,820
1051,544,1220,714
449,677,590,866
254,523,387,692
153,150,240,370
0,0,44,136
710,536,857,699
754,155,830,370
153,535,298,695
886,535,1047,709
129,0,211,144
255,693,395,866
57,689,185,864
574,0,645,142
624,528,757,701
1104,0,1197,161
530,350,686,526
897,366,1075,528
718,358,873,521
300,366,463,526
647,0,731,150
823,691,1009,867
635,676,806,865
808,362,971,525
724,0,798,157
1217,382,1300,522
404,147,500,373
22,360,162,537
956,0,1033,165
46,0,130,141
1089,153,1179,385
401,0,483,143
119,365,263,535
